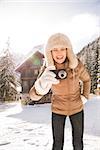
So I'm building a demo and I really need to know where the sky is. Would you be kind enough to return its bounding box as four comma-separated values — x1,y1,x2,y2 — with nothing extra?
0,0,100,55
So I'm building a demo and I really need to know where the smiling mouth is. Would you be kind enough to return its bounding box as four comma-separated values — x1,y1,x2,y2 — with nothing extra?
56,56,63,59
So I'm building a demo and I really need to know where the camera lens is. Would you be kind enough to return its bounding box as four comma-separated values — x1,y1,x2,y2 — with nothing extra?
58,70,67,79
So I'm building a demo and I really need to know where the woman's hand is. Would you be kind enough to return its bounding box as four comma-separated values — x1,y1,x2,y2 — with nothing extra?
81,95,87,104
34,66,59,95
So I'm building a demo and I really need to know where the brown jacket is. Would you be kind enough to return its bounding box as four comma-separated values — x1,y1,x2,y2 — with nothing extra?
50,60,91,116
29,33,91,116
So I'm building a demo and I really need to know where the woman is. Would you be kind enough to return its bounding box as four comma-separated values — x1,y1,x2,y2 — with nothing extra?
29,33,91,150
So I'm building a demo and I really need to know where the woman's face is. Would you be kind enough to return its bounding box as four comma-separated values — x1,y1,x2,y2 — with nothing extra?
51,48,67,64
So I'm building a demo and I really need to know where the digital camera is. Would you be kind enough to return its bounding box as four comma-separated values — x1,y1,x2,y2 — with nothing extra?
51,69,67,80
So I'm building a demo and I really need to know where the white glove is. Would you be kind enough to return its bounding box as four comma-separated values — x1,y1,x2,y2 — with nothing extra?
34,66,60,95
81,95,87,104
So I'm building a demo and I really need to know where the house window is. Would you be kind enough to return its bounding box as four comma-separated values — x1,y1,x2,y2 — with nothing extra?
22,70,34,78
22,80,29,93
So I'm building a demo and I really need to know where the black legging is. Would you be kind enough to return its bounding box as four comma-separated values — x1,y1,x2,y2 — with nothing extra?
52,110,84,150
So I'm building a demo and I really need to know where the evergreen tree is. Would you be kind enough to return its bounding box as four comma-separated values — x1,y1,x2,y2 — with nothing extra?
0,40,17,101
85,41,99,93
78,36,100,93
96,38,100,93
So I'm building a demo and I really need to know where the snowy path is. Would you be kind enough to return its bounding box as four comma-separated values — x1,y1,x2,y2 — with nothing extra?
0,96,100,150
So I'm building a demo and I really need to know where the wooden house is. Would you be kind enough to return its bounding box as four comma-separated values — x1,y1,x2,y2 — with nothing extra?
15,50,51,104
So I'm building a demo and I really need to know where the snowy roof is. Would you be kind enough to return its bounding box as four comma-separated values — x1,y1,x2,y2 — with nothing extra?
15,50,44,72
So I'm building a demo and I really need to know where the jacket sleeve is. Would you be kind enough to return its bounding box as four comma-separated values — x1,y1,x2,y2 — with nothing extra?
29,86,43,101
79,62,91,99
29,65,46,101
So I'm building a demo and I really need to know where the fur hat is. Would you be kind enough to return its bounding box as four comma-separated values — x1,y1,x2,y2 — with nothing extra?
44,33,78,69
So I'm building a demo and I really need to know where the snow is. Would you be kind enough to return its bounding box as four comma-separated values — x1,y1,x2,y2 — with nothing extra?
0,96,100,150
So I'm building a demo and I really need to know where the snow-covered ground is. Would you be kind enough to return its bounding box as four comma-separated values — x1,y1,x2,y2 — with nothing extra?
0,96,100,150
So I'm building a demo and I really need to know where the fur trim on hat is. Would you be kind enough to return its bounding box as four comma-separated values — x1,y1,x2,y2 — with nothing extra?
44,33,78,69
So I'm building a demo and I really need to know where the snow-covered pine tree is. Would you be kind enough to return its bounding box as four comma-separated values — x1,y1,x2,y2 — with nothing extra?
96,38,100,93
0,42,17,102
77,36,100,94
92,41,98,92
